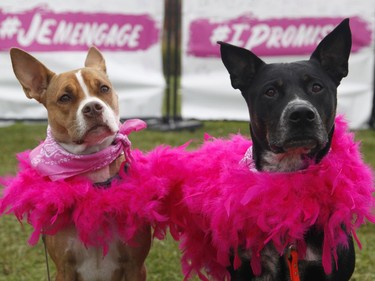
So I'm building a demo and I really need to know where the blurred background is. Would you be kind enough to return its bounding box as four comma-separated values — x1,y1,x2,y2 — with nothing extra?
0,0,374,129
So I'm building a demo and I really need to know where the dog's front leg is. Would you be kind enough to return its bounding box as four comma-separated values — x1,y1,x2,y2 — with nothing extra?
45,227,80,281
55,266,78,281
118,225,151,281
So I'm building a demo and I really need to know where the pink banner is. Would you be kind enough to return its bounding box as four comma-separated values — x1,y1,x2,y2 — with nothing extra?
0,6,160,52
187,16,372,57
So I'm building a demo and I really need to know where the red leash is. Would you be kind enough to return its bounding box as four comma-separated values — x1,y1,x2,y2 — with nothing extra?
286,246,301,281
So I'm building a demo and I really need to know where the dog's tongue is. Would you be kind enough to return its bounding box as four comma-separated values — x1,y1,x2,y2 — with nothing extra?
119,119,147,135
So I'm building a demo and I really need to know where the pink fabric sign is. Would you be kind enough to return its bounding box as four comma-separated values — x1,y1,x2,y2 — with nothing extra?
0,6,160,52
187,16,372,57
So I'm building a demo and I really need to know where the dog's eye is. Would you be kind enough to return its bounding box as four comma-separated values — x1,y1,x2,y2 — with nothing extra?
264,88,277,97
58,94,72,103
100,85,110,93
312,83,323,93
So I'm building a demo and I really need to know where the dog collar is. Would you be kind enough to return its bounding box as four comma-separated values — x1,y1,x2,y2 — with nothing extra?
29,119,146,181
93,163,129,189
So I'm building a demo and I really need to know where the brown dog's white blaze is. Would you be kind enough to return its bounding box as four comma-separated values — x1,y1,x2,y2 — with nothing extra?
64,69,120,154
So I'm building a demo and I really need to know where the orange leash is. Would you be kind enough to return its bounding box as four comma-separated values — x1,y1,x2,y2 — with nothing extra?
286,246,301,281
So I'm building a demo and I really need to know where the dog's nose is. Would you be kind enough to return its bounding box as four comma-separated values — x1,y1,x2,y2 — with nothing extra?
82,101,104,117
288,105,316,124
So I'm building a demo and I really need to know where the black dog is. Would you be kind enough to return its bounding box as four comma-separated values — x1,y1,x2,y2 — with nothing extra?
219,19,354,281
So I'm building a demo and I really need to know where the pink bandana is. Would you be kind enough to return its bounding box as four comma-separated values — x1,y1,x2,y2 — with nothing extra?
240,146,257,171
29,119,146,181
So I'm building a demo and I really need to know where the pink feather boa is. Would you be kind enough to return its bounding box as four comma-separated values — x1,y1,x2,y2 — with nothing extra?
0,148,173,251
0,116,374,281
164,116,375,280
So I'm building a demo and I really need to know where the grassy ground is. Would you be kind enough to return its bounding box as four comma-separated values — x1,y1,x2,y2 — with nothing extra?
0,121,374,281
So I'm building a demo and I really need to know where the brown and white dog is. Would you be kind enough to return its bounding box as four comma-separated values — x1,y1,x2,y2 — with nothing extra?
10,47,151,281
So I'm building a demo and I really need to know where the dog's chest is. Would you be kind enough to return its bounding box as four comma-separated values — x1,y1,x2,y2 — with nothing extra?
68,236,124,281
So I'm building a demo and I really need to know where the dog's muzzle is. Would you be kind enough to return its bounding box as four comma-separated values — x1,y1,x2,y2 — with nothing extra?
269,101,328,153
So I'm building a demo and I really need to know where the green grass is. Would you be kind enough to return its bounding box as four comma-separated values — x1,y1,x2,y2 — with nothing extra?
0,121,374,281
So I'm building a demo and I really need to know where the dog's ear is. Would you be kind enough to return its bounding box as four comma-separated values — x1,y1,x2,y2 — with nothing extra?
10,48,55,104
218,41,265,91
85,46,107,73
310,18,352,85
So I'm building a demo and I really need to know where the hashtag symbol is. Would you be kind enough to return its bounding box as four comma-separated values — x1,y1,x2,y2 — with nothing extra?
210,25,231,45
0,16,22,39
